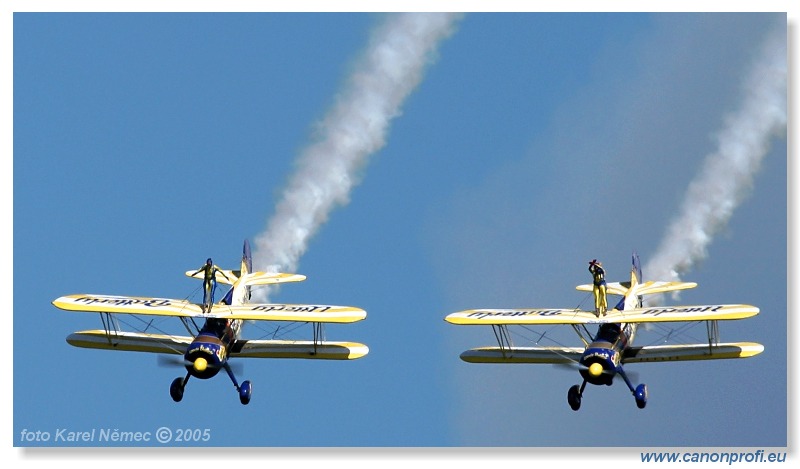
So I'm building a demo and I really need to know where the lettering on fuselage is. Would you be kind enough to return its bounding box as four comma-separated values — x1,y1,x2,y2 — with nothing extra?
252,304,333,313
583,349,612,362
466,310,565,320
640,305,723,316
189,343,225,363
75,296,172,308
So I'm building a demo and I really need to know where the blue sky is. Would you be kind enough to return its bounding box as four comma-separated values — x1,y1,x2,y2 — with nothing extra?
7,4,794,464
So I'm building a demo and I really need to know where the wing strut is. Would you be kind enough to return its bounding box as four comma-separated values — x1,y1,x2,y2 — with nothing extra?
312,323,325,355
571,324,592,348
179,316,201,337
99,312,121,346
491,325,513,358
706,320,720,352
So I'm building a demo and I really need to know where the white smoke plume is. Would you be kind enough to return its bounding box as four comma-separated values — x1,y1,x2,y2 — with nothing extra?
644,25,786,294
252,13,462,301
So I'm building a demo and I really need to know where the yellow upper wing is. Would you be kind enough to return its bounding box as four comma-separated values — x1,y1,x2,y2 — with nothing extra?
53,294,202,317
605,304,759,323
54,294,366,323
445,304,758,325
445,308,599,325
211,304,366,323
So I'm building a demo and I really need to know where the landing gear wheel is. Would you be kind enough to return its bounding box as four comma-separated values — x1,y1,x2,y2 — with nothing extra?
635,383,648,409
170,377,185,402
567,384,582,411
239,380,252,405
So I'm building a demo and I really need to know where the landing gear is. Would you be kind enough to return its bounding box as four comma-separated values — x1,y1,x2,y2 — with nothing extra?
567,381,587,411
568,385,581,411
566,370,647,410
239,380,252,405
170,375,189,402
634,383,648,409
618,366,648,409
223,362,252,405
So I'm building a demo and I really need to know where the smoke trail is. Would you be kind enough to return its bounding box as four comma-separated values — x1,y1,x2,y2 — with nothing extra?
252,13,462,300
644,25,786,291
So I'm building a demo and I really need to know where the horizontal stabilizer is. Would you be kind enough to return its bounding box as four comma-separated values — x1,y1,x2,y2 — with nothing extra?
232,340,368,360
575,280,697,296
631,280,698,296
185,270,306,287
624,342,764,363
185,269,240,285
576,283,630,296
238,272,306,287
460,346,584,364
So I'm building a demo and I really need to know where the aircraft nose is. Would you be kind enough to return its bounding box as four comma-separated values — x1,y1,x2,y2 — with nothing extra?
588,363,604,378
193,357,208,372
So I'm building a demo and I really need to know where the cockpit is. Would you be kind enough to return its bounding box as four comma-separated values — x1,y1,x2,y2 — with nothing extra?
594,323,622,344
201,318,229,337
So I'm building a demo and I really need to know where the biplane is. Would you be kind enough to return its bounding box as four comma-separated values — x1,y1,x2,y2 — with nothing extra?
53,240,368,405
444,253,763,410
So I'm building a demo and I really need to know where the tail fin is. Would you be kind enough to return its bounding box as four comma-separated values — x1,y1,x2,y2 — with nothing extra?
241,239,253,277
628,250,697,297
631,251,642,288
577,251,696,310
221,240,254,305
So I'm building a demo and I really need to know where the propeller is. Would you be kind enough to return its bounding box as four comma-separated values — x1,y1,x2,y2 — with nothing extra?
157,355,193,368
157,355,243,374
552,361,639,382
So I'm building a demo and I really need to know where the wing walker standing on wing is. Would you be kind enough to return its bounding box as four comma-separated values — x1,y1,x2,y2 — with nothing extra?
54,240,369,405
589,259,607,317
445,252,763,410
191,258,232,313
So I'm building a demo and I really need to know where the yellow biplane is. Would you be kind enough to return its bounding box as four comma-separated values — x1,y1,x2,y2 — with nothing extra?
53,240,368,405
445,253,762,410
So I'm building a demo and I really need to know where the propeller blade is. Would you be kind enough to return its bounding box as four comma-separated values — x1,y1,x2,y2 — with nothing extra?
552,362,616,376
158,355,190,368
157,355,244,374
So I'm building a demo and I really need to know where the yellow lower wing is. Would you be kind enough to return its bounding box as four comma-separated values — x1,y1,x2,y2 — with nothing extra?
66,330,191,354
624,342,764,362
232,340,368,360
66,330,368,360
459,346,585,364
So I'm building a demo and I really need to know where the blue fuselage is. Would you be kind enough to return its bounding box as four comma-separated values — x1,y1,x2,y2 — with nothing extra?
183,318,241,379
579,322,636,385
